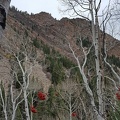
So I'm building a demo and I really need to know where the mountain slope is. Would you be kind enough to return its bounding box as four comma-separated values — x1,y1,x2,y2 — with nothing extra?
0,6,120,120
7,7,120,59
0,6,119,92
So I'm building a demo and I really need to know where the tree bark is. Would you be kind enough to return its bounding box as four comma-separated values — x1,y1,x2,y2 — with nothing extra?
0,0,11,33
16,56,31,120
90,1,104,119
0,0,11,13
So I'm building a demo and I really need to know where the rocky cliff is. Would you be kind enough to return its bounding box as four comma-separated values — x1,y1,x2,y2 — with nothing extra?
0,6,120,92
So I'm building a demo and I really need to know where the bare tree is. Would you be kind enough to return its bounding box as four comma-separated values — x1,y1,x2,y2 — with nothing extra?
56,79,81,120
58,0,119,119
0,80,23,120
0,84,8,120
10,38,38,120
0,30,39,119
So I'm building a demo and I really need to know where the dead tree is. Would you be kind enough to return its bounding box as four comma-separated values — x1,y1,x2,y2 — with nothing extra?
59,0,115,119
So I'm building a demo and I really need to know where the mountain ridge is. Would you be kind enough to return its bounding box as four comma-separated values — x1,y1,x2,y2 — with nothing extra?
0,6,120,120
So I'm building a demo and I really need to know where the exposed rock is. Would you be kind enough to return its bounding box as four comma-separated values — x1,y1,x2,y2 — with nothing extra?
0,6,120,94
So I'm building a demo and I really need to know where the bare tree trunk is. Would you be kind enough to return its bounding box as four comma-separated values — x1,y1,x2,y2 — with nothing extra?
68,43,102,120
23,88,30,120
0,87,8,120
10,80,23,120
16,56,31,120
90,1,104,119
69,93,72,120
0,0,11,33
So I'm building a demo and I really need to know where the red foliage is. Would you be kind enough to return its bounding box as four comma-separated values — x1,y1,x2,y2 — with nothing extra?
72,112,77,117
116,92,120,100
38,92,46,100
30,106,37,113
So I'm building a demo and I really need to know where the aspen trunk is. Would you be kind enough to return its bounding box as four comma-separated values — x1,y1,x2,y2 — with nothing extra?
17,57,30,120
90,1,104,119
23,87,30,120
11,102,16,120
22,72,30,120
69,93,72,120
0,88,8,120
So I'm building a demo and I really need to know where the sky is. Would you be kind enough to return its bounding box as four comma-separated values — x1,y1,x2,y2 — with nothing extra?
10,0,110,20
10,0,110,19
10,1,120,39
10,0,66,20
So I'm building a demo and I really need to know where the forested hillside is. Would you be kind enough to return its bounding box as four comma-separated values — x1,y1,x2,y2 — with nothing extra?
0,2,120,120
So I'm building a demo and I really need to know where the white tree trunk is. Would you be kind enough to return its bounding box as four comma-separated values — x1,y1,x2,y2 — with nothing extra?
11,80,23,120
0,88,8,120
69,93,72,120
16,56,30,120
90,1,104,119
23,87,30,120
69,43,102,120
